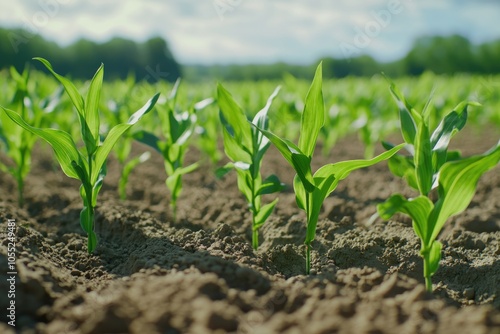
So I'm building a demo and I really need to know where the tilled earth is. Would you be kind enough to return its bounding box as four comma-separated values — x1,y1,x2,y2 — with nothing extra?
1,127,499,334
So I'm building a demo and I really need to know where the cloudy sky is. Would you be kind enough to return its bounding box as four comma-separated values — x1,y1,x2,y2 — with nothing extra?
2,0,499,65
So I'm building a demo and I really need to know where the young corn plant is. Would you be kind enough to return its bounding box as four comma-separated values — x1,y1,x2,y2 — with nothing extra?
0,66,36,207
217,84,285,249
2,58,159,252
0,66,62,207
134,79,213,221
377,82,500,292
253,63,404,274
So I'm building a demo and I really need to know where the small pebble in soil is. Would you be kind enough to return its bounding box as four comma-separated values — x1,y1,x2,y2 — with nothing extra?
464,287,475,300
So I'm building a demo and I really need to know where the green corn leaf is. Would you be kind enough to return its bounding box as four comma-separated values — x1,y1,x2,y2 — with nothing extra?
221,117,252,164
298,144,404,245
427,240,442,277
428,143,500,243
304,174,335,244
93,93,159,184
254,198,279,229
85,63,104,144
314,143,405,197
388,82,417,145
176,117,195,146
298,62,324,158
252,86,281,151
72,161,89,187
2,106,81,179
166,143,181,168
166,162,199,199
252,86,281,129
34,57,96,155
257,174,285,195
34,57,84,116
215,163,234,179
177,162,199,176
168,78,181,103
421,92,434,124
133,130,162,153
430,102,474,173
445,150,461,162
91,164,107,207
430,103,469,150
293,174,307,211
291,153,315,192
377,194,434,242
9,66,26,89
415,122,433,196
235,169,253,204
252,125,304,166
386,155,418,190
217,83,252,148
168,110,188,144
193,97,214,111
80,206,92,235
166,174,181,198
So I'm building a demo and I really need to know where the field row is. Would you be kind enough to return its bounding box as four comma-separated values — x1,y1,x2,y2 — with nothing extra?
1,61,499,291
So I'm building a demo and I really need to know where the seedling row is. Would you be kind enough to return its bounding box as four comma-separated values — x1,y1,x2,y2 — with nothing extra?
1,60,499,293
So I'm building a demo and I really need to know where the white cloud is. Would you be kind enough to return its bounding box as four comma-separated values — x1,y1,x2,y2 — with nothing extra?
0,0,499,64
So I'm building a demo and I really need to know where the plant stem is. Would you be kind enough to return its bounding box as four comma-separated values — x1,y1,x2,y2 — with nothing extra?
250,172,259,250
305,242,311,275
305,192,312,275
87,204,95,253
16,174,24,208
252,228,258,250
171,202,177,223
422,251,433,292
118,164,126,200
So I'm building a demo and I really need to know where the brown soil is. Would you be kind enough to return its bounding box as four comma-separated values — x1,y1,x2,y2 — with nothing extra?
1,126,500,334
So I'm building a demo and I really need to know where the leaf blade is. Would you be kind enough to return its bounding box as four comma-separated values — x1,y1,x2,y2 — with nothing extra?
298,62,324,157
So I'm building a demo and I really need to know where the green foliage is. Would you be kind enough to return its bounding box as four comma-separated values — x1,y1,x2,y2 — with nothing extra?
0,67,34,206
378,81,500,291
217,83,284,249
100,74,153,200
134,79,213,221
1,28,181,82
194,98,222,165
253,63,404,273
118,151,151,201
2,58,159,252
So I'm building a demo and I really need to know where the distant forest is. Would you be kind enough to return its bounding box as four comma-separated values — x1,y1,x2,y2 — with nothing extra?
0,28,181,82
1,28,500,82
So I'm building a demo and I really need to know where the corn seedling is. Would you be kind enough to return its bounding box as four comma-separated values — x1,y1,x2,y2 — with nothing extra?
2,58,159,252
217,83,285,249
253,63,404,273
134,79,213,221
0,66,62,206
377,82,500,292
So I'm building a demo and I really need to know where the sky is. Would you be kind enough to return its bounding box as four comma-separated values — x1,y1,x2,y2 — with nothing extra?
1,0,500,65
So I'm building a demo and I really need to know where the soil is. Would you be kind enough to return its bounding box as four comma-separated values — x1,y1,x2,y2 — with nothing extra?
1,126,499,334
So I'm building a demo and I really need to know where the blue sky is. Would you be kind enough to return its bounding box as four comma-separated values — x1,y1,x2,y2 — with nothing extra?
2,0,499,65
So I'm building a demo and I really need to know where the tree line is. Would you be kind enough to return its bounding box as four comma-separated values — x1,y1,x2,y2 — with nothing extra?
185,35,500,81
0,28,181,82
1,28,499,82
